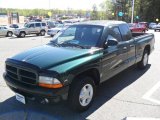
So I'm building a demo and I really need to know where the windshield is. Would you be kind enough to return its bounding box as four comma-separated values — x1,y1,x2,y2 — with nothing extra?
50,25,103,49
24,23,30,28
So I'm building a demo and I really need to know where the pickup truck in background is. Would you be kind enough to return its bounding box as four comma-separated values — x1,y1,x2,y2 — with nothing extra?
3,21,155,112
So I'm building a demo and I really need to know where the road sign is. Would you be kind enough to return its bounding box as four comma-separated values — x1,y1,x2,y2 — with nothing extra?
136,16,139,19
48,12,52,17
118,12,123,17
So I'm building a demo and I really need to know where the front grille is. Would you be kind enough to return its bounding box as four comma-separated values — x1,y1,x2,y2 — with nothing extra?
6,64,37,85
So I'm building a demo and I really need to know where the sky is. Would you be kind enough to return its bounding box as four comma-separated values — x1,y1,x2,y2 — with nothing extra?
0,0,104,10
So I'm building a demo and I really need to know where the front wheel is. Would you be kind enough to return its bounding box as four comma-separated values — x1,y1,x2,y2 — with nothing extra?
68,76,96,112
40,30,45,36
20,32,25,38
137,49,149,69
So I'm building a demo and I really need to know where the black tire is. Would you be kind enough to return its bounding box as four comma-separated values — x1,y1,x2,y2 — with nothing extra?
40,30,45,36
20,32,25,38
7,31,13,37
137,49,149,69
36,33,40,36
68,76,96,112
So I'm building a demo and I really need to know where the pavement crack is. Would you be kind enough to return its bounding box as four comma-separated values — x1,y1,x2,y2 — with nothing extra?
112,97,160,107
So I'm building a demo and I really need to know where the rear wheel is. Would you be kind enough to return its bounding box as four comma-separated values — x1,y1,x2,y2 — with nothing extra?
68,76,96,112
20,32,25,38
137,49,149,69
7,31,13,37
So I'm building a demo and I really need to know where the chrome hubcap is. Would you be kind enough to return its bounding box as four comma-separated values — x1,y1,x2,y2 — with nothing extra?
79,84,93,107
8,33,12,36
41,31,45,35
143,53,148,66
21,33,25,37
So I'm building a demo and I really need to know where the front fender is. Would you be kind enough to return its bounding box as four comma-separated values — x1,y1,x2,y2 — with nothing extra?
48,52,103,84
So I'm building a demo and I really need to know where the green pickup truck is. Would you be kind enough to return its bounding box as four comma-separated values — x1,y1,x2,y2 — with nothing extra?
3,21,155,111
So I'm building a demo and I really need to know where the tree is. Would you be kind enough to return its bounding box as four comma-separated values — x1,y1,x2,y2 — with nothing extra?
91,4,99,20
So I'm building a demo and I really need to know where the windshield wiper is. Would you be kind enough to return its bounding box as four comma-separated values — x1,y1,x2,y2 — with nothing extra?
60,42,85,49
49,41,61,47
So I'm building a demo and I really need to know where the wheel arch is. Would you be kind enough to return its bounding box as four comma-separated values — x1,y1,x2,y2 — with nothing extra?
144,44,151,55
70,68,101,86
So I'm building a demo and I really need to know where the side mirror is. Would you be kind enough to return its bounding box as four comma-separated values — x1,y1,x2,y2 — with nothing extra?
104,37,118,48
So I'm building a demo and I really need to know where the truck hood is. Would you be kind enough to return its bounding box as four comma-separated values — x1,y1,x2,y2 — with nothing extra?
11,45,102,70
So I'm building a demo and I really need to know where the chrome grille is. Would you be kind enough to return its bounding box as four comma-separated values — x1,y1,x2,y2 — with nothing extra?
6,64,37,85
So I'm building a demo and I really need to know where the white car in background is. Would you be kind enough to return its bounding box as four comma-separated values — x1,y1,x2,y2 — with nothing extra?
47,24,68,37
154,23,160,32
149,22,157,29
0,26,14,37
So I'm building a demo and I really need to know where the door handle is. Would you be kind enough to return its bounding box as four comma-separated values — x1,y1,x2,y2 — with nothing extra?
130,45,134,47
123,47,127,50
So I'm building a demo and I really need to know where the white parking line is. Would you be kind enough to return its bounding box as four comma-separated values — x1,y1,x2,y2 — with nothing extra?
123,117,160,120
142,81,160,104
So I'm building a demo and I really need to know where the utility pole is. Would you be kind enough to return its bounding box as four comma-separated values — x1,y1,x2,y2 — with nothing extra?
131,0,135,23
49,0,51,20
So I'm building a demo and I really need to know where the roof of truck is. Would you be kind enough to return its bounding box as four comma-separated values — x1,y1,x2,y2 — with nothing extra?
76,20,126,26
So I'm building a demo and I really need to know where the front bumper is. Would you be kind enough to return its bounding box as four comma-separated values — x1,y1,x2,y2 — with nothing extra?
155,28,160,30
47,31,57,36
14,31,20,36
3,73,69,103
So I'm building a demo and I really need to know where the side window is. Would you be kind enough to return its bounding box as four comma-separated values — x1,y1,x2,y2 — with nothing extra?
42,23,46,26
57,27,76,43
107,26,122,42
29,24,34,28
119,24,132,41
35,23,41,27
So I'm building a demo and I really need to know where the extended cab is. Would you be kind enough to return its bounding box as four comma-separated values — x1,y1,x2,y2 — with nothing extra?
14,22,47,37
3,21,155,111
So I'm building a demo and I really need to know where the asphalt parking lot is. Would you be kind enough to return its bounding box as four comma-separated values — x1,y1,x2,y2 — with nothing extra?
0,31,160,120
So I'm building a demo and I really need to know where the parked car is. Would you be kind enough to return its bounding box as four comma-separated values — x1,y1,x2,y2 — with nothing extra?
149,22,157,29
14,22,47,37
154,23,160,32
47,24,68,37
3,21,155,112
139,22,149,31
46,21,60,29
128,23,146,32
63,20,73,26
0,26,13,37
9,24,19,29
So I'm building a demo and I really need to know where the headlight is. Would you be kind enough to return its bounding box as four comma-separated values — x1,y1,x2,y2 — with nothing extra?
39,76,63,89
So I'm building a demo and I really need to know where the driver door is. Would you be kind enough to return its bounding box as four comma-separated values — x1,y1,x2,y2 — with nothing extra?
28,23,35,34
101,26,128,82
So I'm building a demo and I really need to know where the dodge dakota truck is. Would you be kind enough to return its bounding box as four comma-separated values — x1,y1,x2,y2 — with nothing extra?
3,21,155,111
